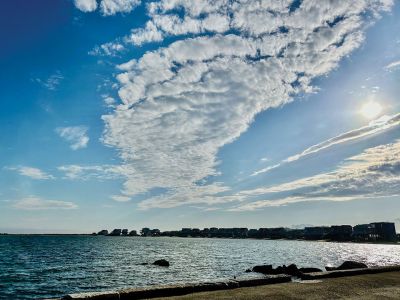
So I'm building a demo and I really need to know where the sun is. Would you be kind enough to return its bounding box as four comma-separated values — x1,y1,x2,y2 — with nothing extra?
360,101,382,119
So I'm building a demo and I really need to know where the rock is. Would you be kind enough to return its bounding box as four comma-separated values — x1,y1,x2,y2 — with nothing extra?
336,261,368,270
286,264,299,276
251,264,300,276
325,261,368,271
153,259,170,267
299,267,323,273
139,263,149,265
245,269,252,273
251,264,273,274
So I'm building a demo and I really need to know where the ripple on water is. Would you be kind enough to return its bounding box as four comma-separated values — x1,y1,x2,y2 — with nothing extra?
0,236,400,299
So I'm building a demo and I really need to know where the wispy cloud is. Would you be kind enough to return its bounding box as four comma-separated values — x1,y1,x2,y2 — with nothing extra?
5,166,54,180
385,60,400,70
89,42,125,57
34,71,64,91
252,113,400,176
12,196,78,210
55,126,89,150
111,195,131,202
58,164,128,180
232,139,400,211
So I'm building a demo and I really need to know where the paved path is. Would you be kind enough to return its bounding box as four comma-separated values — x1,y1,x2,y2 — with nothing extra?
153,271,400,300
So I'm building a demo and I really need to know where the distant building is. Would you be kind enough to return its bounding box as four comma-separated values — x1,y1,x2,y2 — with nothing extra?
269,227,287,239
181,228,192,237
97,230,109,236
140,228,151,236
352,224,373,241
108,229,122,236
304,227,330,240
247,229,258,238
370,222,397,242
150,229,161,236
327,225,353,241
232,228,248,239
286,229,304,239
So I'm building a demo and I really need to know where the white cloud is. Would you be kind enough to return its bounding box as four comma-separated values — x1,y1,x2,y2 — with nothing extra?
385,60,400,70
12,196,78,210
100,0,141,16
111,195,131,202
232,139,400,210
102,95,117,107
34,71,64,91
56,126,89,150
74,0,98,12
252,113,400,176
100,1,393,209
74,0,140,15
89,42,125,57
58,164,128,180
6,166,54,180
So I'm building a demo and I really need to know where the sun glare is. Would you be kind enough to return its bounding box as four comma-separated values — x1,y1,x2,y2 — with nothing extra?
360,101,382,119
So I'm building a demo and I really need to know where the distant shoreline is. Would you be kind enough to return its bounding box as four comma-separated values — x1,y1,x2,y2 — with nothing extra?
1,234,399,245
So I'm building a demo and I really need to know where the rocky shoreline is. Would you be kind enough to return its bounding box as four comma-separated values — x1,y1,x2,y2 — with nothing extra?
47,263,400,300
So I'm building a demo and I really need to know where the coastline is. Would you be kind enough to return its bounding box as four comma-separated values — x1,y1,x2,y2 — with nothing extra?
50,266,400,300
0,233,400,245
2,234,398,246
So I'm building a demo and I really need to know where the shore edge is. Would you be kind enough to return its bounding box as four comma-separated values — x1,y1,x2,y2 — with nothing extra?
49,266,400,300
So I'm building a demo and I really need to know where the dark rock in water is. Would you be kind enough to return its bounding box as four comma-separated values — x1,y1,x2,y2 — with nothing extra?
245,269,252,273
251,264,301,276
286,264,299,275
299,267,323,273
250,264,324,276
153,259,170,267
325,261,368,271
251,265,273,274
139,263,149,265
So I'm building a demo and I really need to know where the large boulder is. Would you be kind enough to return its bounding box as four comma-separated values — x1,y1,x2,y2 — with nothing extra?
286,264,299,276
153,259,170,267
250,264,301,276
325,261,367,271
251,265,273,274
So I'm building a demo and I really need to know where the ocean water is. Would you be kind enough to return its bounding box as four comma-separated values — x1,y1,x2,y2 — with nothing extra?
1,236,400,299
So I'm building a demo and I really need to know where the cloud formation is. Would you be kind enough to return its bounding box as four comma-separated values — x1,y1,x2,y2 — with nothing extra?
12,196,78,210
74,0,140,15
34,71,64,91
56,126,89,150
6,166,54,180
89,42,125,57
252,113,400,176
232,139,400,211
385,60,400,70
99,0,393,209
58,164,128,180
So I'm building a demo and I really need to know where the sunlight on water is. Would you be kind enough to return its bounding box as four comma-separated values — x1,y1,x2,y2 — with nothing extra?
1,236,399,299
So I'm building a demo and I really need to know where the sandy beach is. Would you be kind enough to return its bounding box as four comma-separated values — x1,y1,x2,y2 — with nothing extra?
152,272,400,300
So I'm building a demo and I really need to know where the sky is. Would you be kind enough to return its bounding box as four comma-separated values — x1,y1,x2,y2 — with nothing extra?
0,0,399,234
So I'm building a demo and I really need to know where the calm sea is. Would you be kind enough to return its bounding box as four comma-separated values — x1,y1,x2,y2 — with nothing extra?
1,235,400,299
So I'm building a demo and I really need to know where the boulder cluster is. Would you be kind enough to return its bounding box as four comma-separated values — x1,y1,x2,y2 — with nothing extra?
247,260,367,276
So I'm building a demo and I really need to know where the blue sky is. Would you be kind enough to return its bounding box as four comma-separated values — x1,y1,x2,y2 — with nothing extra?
0,0,400,233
